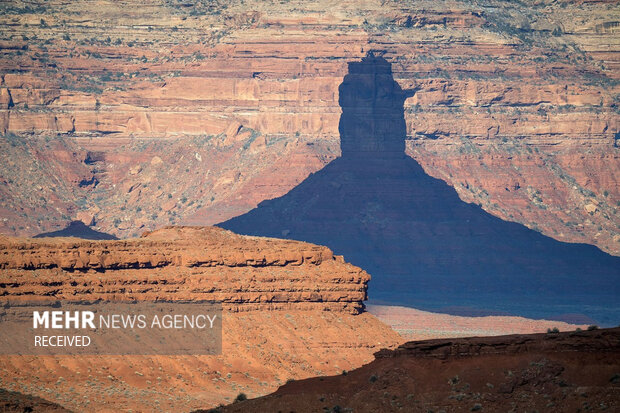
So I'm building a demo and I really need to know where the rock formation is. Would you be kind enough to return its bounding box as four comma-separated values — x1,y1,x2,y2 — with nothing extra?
220,55,620,325
208,327,620,412
0,389,72,413
2,226,370,313
0,227,402,411
0,0,617,256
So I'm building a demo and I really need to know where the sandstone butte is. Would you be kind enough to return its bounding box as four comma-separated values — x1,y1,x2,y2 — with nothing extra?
0,226,403,412
0,0,618,255
210,327,620,413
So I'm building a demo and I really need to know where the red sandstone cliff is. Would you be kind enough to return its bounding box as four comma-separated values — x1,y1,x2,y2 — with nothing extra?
0,0,618,254
0,227,401,411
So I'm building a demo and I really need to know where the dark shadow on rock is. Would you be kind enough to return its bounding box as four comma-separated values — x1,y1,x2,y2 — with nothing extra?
35,220,118,240
219,53,620,324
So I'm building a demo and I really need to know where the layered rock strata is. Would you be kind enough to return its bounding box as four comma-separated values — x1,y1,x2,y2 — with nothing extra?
0,0,617,255
220,54,620,324
0,227,401,411
1,226,369,313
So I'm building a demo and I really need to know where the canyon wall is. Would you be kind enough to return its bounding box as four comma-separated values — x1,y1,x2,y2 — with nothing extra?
218,54,620,324
0,0,618,254
0,227,401,411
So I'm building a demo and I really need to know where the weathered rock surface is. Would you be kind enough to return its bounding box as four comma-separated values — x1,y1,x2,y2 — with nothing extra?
0,227,401,411
211,327,620,412
0,0,618,254
1,226,369,313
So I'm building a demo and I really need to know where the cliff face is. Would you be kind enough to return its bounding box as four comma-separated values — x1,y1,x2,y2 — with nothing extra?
0,0,618,254
1,225,368,313
0,227,401,411
213,328,620,413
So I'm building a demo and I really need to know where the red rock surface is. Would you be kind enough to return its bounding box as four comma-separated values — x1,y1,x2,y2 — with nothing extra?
212,327,620,412
0,227,402,412
0,226,369,313
0,0,618,255
367,304,588,341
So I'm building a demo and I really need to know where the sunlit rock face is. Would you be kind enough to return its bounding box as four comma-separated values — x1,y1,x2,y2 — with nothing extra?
0,226,401,411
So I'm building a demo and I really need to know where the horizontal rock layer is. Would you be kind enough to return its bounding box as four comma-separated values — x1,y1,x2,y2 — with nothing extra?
367,304,589,340
0,226,401,411
0,226,368,313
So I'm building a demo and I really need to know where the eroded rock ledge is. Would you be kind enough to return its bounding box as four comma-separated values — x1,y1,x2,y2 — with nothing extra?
0,226,369,313
375,327,620,360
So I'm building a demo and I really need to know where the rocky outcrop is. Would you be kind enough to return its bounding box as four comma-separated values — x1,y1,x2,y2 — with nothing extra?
0,0,618,255
1,226,368,313
375,327,620,360
0,389,72,413
0,227,401,411
212,328,620,413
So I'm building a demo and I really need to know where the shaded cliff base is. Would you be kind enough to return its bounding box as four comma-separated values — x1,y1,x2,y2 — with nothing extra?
207,327,620,413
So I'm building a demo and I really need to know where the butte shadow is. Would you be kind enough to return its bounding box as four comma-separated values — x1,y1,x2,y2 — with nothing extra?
35,220,118,240
218,54,620,324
